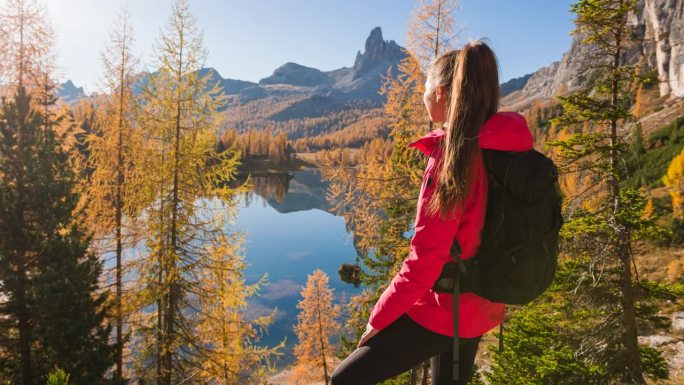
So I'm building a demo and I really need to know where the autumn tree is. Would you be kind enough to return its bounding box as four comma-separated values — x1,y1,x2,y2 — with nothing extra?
292,111,386,152
219,128,291,164
129,1,282,384
633,83,646,118
80,10,143,382
663,148,684,219
0,0,53,95
194,233,284,384
291,270,341,385
406,0,460,71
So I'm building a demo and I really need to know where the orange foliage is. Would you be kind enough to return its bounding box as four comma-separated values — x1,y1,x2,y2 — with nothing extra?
290,270,341,385
219,128,290,163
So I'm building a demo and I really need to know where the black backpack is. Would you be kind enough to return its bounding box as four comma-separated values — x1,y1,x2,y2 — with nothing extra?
430,148,564,382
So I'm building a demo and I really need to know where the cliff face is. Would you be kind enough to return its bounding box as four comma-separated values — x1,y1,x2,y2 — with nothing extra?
640,0,684,97
503,0,684,109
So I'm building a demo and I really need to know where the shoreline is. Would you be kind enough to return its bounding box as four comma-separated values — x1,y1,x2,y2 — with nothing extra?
236,155,317,176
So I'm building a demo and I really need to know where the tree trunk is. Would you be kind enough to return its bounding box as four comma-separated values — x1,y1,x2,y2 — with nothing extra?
156,148,166,385
408,365,418,385
609,26,645,384
15,100,32,385
420,360,429,385
617,234,644,383
17,255,33,385
315,284,329,385
115,73,125,383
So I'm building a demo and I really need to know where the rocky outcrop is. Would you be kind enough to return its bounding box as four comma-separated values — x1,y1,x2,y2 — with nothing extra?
502,29,606,109
640,0,684,97
326,26,407,101
351,26,405,80
254,27,406,100
500,73,533,97
241,27,407,104
57,80,86,103
198,67,257,94
518,62,561,100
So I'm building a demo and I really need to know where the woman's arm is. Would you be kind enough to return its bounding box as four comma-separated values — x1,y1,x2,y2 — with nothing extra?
367,175,467,331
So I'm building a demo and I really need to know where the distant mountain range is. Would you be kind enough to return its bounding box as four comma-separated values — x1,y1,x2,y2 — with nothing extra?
222,26,408,104
62,0,684,127
58,26,530,115
58,27,423,145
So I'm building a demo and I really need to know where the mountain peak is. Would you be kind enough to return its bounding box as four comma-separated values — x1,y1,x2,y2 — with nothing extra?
353,27,404,79
58,80,85,103
365,26,384,53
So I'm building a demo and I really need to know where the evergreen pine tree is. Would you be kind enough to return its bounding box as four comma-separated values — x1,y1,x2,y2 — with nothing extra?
32,224,116,385
485,1,676,383
0,86,116,385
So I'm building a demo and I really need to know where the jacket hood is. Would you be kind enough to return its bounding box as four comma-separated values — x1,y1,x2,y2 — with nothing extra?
409,111,534,155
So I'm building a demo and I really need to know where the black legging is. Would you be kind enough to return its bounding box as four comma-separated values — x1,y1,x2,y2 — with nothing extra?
330,313,481,385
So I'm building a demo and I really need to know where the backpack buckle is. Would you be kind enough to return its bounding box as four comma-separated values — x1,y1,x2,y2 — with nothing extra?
450,238,462,261
450,239,467,275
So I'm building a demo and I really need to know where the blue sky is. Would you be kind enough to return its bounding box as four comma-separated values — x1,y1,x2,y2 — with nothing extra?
45,0,576,93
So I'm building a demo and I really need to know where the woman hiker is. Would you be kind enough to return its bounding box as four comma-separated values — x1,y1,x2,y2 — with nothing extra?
330,40,534,385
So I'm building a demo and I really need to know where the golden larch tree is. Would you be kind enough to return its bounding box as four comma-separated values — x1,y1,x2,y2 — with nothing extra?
82,8,142,382
127,1,282,384
406,0,460,71
291,269,341,385
663,148,684,219
195,232,285,385
0,0,53,95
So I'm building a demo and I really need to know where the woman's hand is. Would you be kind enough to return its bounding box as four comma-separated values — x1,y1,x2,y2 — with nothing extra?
357,322,380,348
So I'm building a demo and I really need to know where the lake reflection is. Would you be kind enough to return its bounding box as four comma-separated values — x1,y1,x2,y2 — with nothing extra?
232,168,361,366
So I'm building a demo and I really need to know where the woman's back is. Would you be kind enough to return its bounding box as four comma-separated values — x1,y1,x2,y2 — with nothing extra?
368,111,534,338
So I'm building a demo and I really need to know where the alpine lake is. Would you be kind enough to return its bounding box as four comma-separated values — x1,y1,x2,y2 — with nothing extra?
230,168,362,367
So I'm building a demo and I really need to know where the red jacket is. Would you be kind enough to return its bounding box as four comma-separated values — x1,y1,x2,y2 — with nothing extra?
368,111,534,338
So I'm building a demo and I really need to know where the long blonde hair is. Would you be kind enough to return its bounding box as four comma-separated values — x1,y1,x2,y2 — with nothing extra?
426,41,500,218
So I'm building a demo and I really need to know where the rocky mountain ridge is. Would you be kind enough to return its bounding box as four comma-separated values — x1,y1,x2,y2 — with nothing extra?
240,26,407,104
502,0,684,110
60,26,532,112
56,80,86,103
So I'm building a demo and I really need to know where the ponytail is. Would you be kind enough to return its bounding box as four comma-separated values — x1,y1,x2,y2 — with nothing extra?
426,41,500,219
